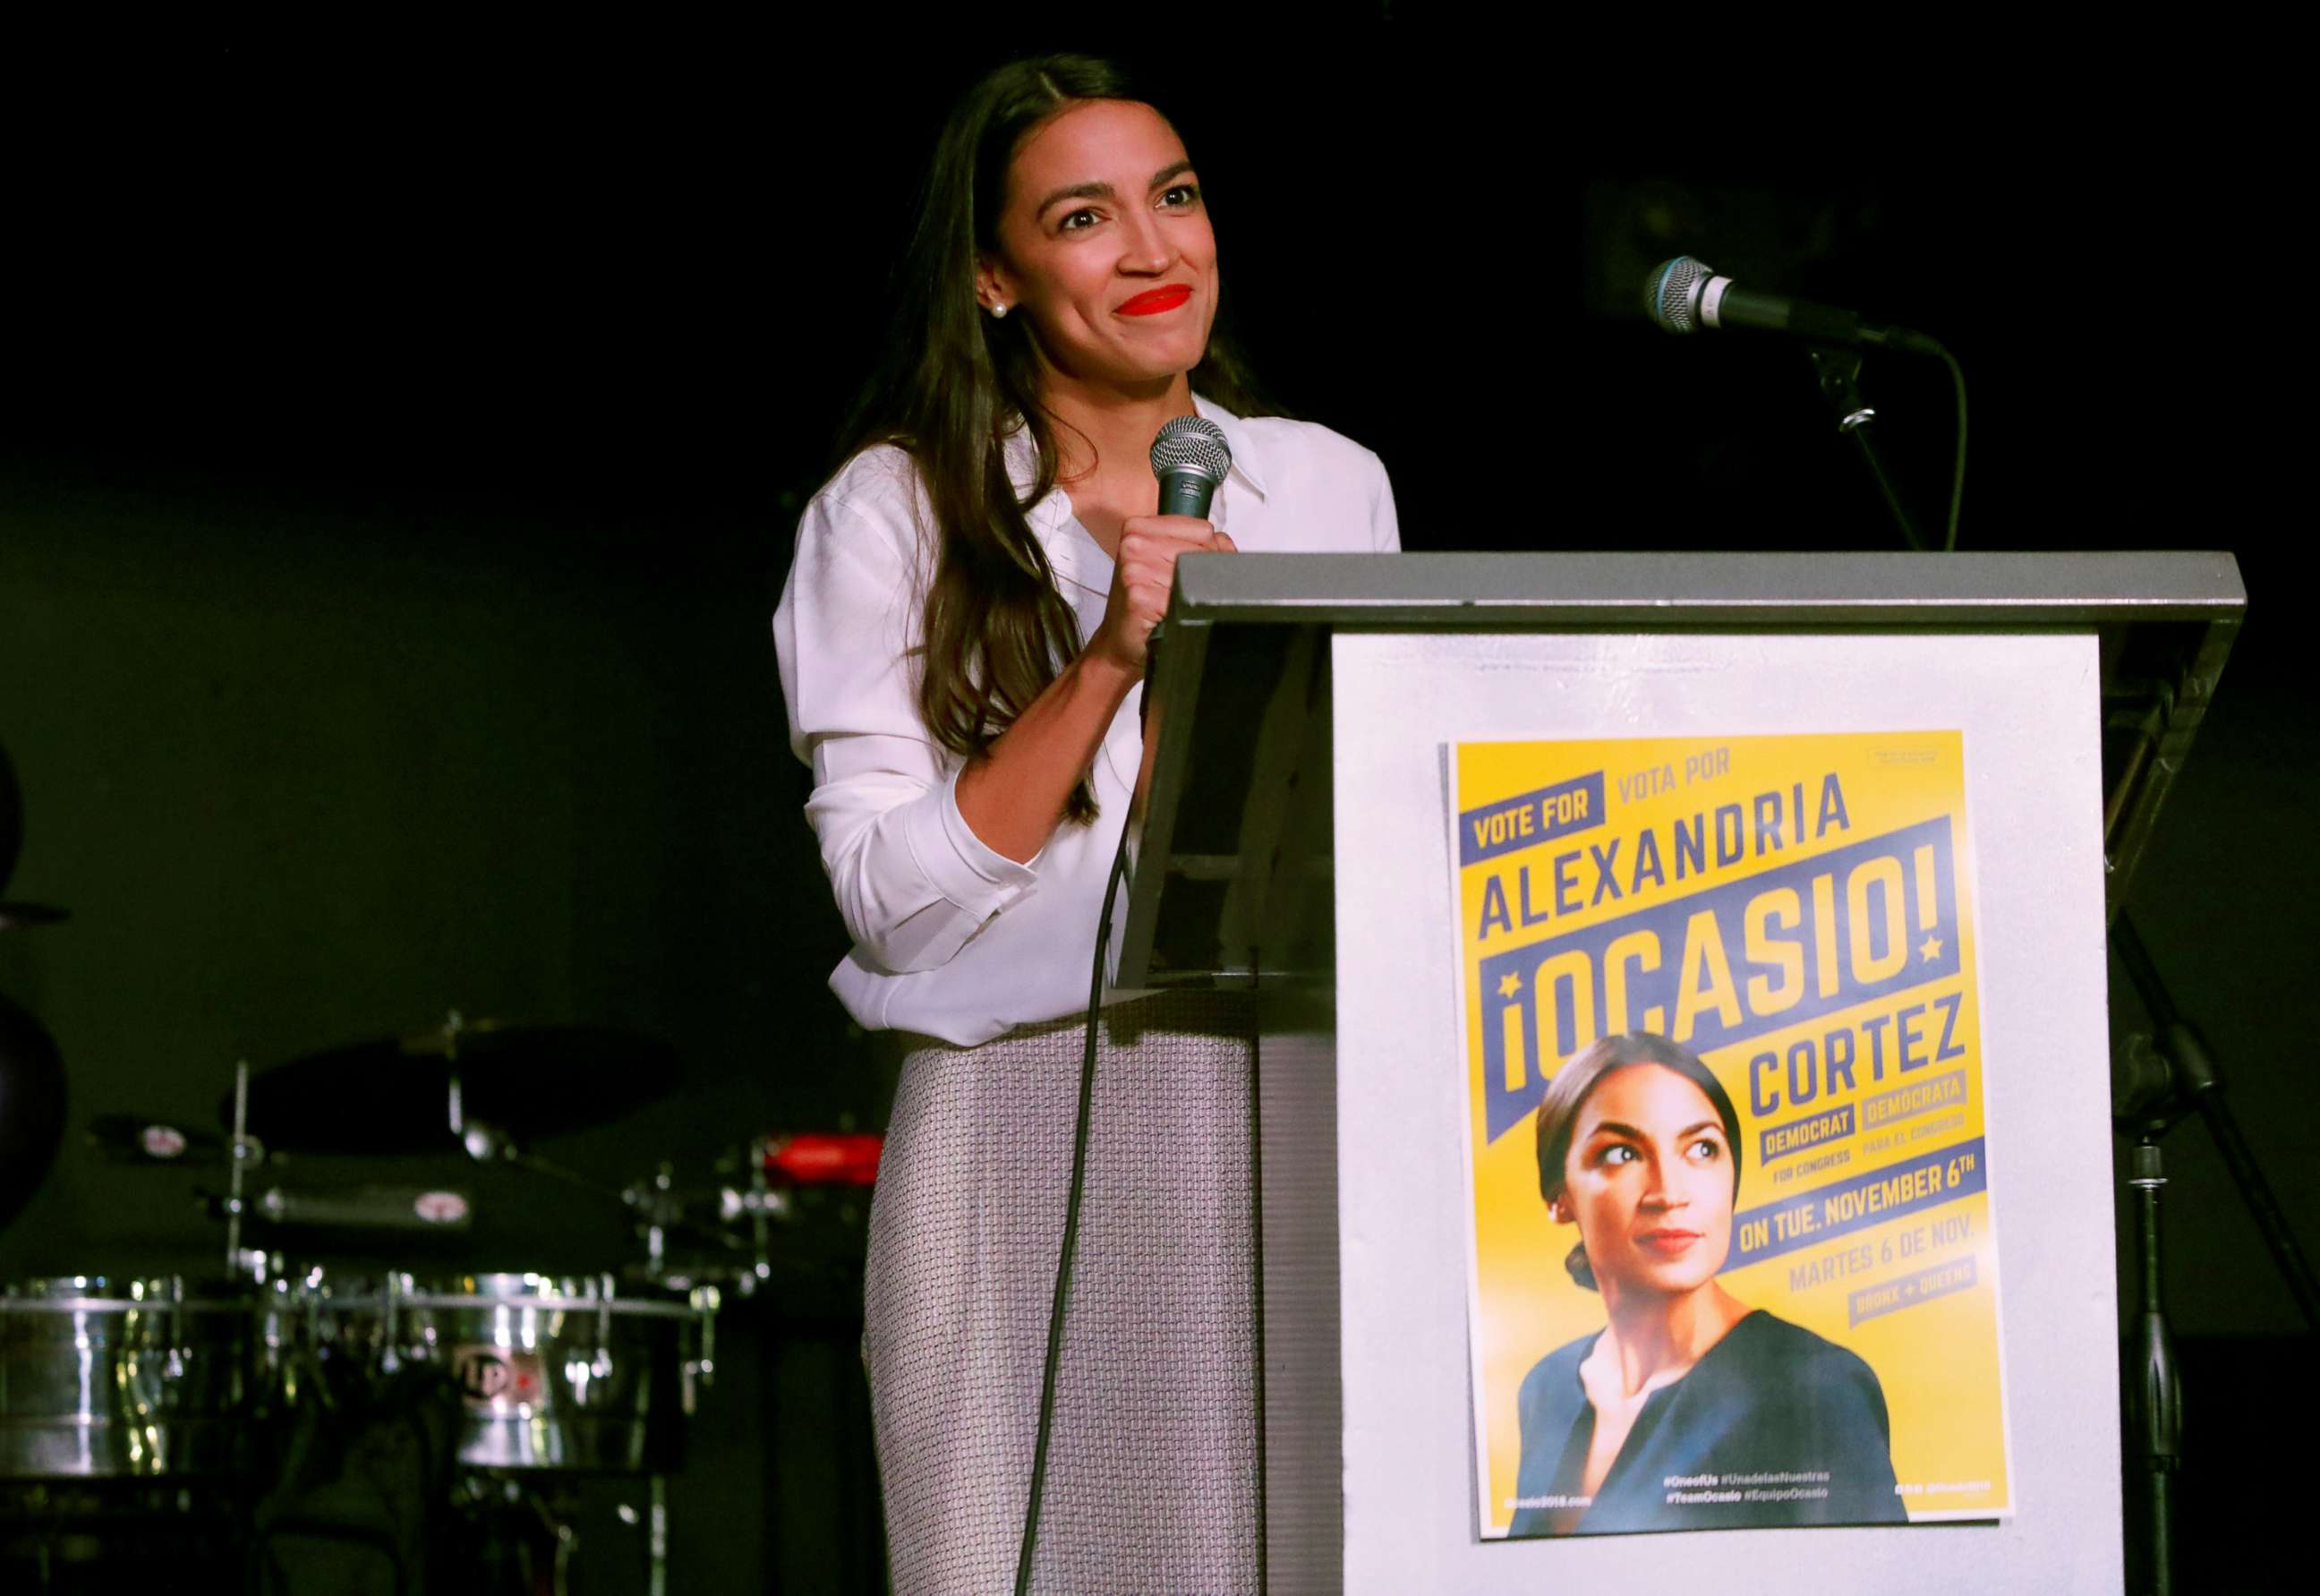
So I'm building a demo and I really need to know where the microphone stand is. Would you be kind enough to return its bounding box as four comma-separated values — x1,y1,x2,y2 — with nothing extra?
2110,914,2320,1593
1805,346,1926,552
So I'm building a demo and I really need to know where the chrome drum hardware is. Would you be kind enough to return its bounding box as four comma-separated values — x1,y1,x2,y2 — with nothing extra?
0,1277,264,1480
297,1271,716,1473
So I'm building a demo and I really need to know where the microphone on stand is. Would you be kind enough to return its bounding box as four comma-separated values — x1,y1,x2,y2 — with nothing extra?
1646,255,1966,552
1646,255,1940,355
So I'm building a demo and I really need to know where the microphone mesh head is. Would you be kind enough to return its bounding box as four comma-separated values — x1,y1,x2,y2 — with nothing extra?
1150,414,1231,483
1646,256,1716,334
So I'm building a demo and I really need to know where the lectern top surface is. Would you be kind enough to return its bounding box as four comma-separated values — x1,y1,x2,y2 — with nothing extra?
1170,550,2245,627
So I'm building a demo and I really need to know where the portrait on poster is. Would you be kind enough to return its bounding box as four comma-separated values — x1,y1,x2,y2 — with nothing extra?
1448,731,2014,1540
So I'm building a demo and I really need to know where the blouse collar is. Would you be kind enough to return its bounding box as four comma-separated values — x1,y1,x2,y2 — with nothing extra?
1193,391,1269,500
1000,392,1267,598
999,390,1270,516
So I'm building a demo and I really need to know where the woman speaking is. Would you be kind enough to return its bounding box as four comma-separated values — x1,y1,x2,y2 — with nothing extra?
773,55,1398,1592
1510,1032,1907,1537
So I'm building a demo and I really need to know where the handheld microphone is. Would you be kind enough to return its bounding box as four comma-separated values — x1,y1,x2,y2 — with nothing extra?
1149,414,1231,518
1646,256,1939,355
1139,415,1232,705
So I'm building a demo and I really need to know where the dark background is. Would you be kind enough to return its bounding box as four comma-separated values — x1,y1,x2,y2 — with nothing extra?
2,18,2305,1589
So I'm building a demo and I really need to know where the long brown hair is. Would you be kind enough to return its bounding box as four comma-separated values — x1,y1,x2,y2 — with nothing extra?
836,54,1269,823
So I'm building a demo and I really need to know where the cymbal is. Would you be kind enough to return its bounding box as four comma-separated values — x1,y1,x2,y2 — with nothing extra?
227,1021,682,1155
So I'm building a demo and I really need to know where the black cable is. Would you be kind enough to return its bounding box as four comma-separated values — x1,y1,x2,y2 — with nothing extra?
1012,813,1135,1595
1929,337,1967,552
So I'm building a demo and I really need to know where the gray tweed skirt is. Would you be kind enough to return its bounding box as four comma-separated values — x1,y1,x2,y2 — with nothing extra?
865,991,1258,1595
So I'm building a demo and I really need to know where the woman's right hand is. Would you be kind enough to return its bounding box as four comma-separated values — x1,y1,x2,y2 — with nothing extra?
1087,514,1237,674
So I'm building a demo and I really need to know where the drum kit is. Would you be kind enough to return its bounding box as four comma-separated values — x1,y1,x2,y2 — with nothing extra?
0,1011,883,1593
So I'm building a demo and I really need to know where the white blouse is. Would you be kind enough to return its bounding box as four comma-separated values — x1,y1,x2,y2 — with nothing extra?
772,395,1400,1046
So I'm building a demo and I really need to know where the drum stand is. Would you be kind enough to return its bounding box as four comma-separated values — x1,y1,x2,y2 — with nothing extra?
646,1473,670,1596
222,1060,260,1276
456,1474,576,1595
2110,915,2320,1595
451,1472,671,1595
3,1481,246,1595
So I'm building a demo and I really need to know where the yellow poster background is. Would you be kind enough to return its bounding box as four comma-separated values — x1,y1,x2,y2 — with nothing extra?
1453,731,2013,1538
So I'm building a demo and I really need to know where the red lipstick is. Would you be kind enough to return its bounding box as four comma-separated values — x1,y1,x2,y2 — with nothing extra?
1118,285,1192,317
1638,1229,1703,1256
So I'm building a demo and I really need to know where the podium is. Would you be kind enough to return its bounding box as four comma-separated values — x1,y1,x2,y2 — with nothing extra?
1120,552,2244,1594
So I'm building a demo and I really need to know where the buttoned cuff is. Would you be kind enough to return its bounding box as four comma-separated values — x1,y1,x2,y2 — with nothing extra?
901,765,1041,926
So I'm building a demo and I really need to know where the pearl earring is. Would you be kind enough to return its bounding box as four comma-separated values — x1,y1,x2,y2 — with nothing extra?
990,302,1008,319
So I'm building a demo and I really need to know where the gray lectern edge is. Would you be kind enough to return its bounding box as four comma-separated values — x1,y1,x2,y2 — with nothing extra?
1110,550,2243,1593
1118,550,2244,991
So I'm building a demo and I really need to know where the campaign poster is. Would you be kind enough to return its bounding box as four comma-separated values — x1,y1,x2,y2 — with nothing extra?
1450,731,2013,1540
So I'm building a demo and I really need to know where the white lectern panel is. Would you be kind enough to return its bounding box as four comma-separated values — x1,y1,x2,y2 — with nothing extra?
1332,632,2119,1593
